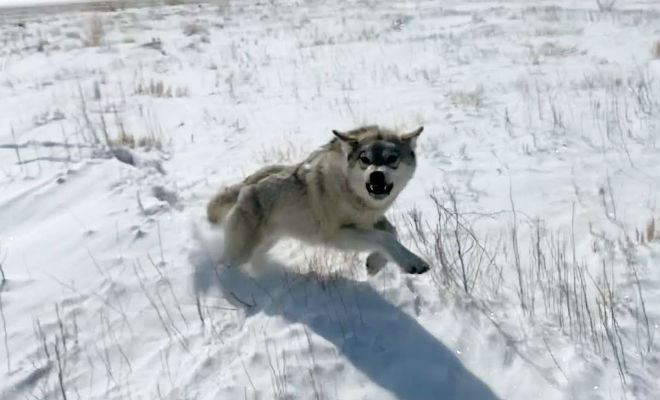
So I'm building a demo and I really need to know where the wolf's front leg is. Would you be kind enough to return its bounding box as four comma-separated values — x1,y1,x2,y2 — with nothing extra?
332,226,430,274
366,217,397,275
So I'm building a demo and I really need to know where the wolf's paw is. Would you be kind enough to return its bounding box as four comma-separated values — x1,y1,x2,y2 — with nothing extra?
401,255,430,274
366,252,388,275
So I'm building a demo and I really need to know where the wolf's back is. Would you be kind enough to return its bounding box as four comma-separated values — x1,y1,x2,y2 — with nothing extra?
206,164,290,223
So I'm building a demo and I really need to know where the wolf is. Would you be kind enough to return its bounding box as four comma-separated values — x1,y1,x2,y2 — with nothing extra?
206,125,430,275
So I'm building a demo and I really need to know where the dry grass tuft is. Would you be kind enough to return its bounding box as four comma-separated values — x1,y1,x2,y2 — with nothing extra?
109,115,163,151
449,86,484,107
136,79,189,98
646,218,656,242
109,131,162,150
254,140,306,165
83,14,105,47
182,21,208,37
596,0,616,12
297,246,362,284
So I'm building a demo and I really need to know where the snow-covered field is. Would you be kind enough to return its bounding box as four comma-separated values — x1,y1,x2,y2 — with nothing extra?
1,0,658,398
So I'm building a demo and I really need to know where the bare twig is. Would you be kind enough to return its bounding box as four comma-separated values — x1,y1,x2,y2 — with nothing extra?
450,192,469,294
54,335,68,400
0,288,10,373
509,184,525,313
10,125,23,170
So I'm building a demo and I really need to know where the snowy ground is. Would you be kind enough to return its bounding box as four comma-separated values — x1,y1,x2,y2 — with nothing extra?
0,0,659,399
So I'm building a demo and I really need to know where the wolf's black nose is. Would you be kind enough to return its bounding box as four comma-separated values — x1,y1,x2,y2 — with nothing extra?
370,171,386,185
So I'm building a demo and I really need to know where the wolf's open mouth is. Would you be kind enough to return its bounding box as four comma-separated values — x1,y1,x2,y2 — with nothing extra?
366,182,393,199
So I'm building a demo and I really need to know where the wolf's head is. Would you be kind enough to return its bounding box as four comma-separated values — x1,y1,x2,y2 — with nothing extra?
332,125,422,207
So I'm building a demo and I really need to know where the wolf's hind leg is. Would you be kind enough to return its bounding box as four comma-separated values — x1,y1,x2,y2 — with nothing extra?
208,166,287,224
366,217,397,275
221,187,265,266
223,209,260,266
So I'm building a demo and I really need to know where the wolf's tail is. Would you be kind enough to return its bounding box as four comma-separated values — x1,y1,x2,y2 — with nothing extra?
206,164,289,223
207,185,240,223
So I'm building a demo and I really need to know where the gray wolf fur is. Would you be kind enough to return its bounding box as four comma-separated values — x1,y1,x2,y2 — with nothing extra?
207,125,430,275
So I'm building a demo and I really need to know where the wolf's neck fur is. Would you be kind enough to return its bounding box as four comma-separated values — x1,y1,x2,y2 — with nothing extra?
293,139,392,237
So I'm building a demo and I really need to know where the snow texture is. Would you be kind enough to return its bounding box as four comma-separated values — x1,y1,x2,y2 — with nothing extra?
0,0,659,399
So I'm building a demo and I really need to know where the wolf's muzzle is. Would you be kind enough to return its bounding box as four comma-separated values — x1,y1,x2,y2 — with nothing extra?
366,171,393,199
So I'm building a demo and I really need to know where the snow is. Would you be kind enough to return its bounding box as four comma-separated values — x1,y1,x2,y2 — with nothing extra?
0,0,124,11
1,0,659,399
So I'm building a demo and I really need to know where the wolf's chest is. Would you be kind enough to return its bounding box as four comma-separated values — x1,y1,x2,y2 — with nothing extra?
336,203,384,229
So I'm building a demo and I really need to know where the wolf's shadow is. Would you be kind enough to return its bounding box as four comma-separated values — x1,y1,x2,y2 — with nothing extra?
190,247,499,400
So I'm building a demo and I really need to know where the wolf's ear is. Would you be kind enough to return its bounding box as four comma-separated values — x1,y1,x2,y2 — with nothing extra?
400,126,423,141
332,130,359,146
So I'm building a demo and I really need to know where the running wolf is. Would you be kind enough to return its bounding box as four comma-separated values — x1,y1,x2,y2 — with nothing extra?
207,125,429,275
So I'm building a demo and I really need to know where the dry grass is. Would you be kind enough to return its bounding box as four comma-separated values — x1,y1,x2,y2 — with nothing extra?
254,140,306,165
109,130,162,151
83,14,105,47
449,86,484,107
136,79,189,98
537,41,578,57
399,190,656,392
645,218,657,242
182,21,208,37
653,40,660,59
107,110,163,151
596,0,616,12
297,246,362,284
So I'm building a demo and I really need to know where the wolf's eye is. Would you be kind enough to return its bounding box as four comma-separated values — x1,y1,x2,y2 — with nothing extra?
386,155,399,165
359,154,370,165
